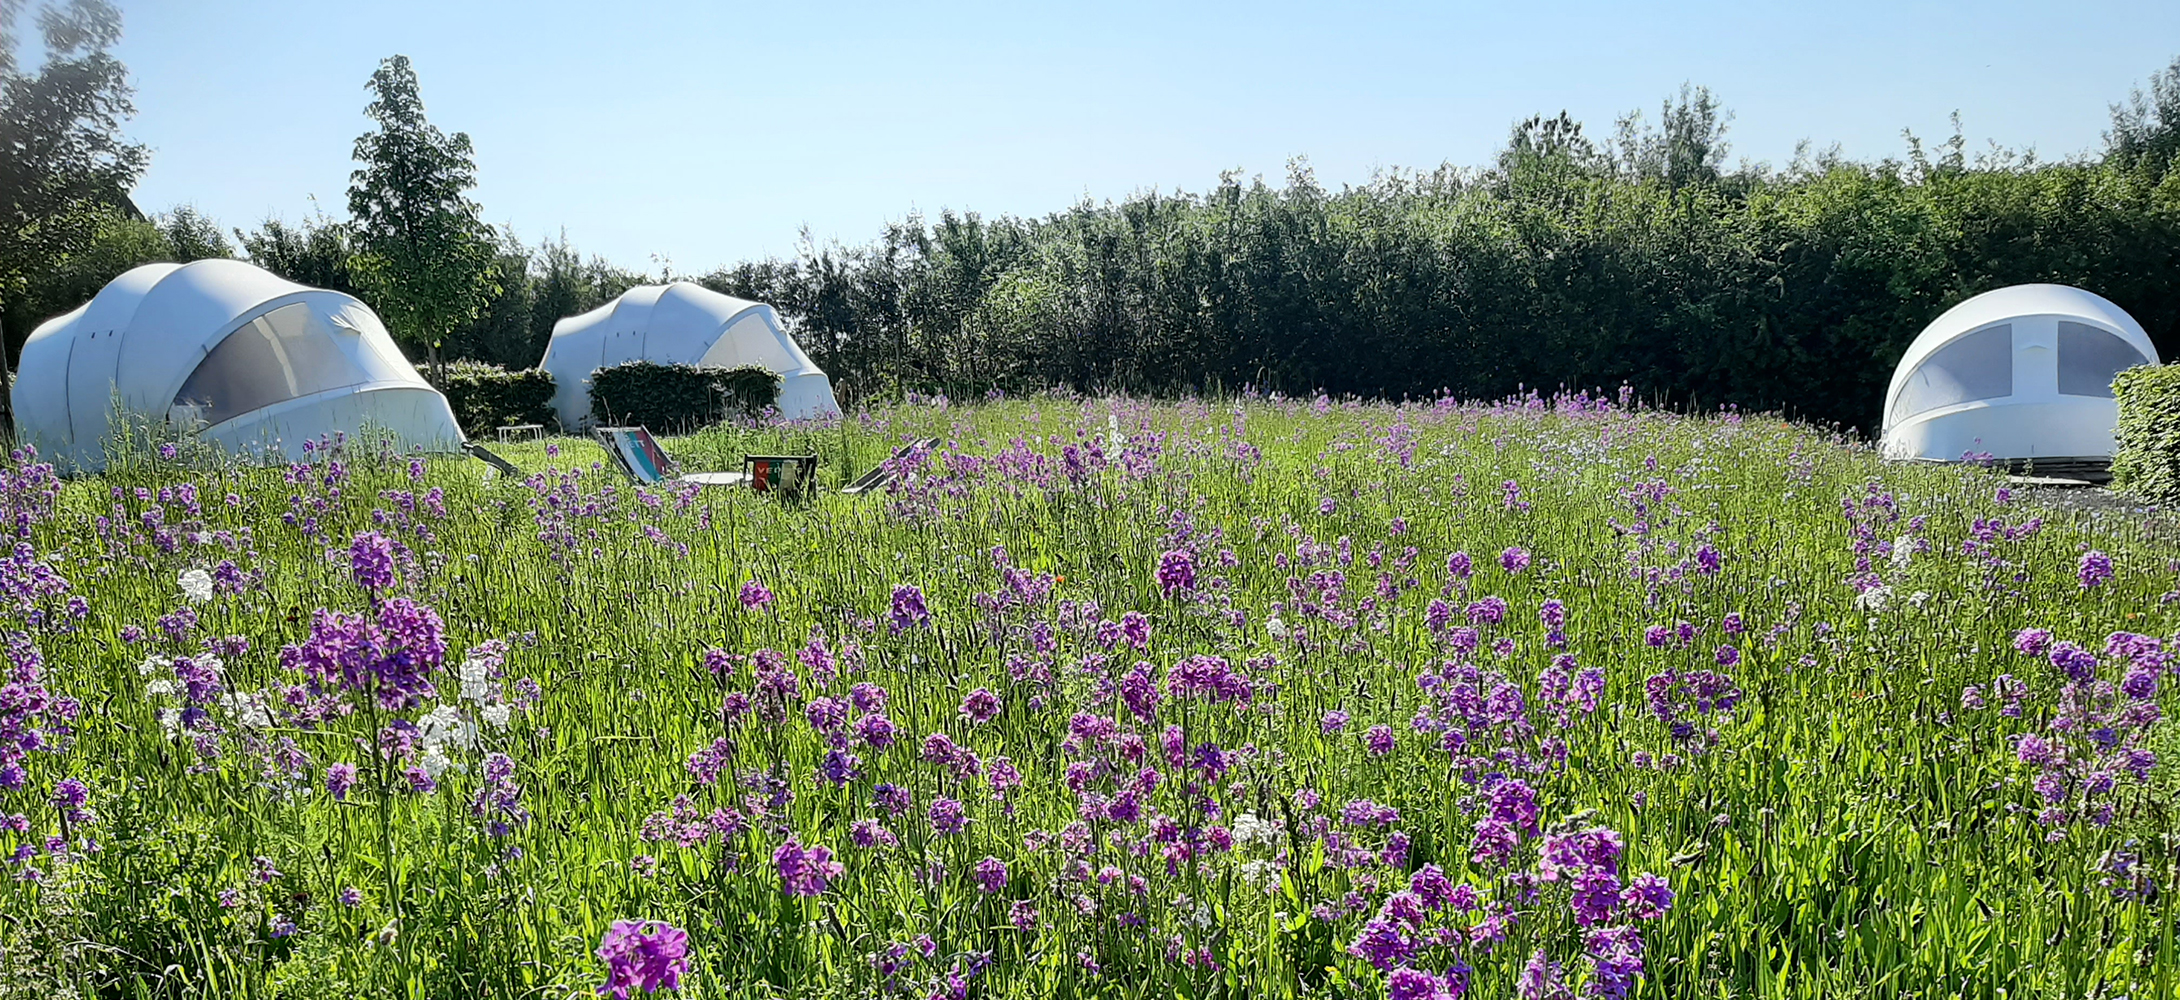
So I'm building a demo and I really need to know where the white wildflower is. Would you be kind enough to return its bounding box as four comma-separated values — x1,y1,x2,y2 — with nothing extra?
145,678,177,698
1891,535,1914,569
138,654,171,677
1855,586,1891,613
1908,590,1932,608
1266,615,1290,639
1238,859,1285,894
417,743,463,781
458,655,494,703
178,567,214,603
481,703,512,729
1107,414,1125,453
417,704,475,752
157,707,181,739
218,690,273,730
1232,812,1281,848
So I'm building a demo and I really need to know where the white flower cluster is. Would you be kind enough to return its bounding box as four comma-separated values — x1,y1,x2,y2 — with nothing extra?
1855,586,1892,613
457,649,514,729
1890,534,1915,570
178,567,214,603
416,705,474,781
217,689,273,730
1238,859,1286,894
1231,811,1281,848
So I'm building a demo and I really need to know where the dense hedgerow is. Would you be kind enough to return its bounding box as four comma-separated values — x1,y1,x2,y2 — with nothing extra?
589,360,783,432
2114,363,2180,505
0,391,2174,999
437,360,557,434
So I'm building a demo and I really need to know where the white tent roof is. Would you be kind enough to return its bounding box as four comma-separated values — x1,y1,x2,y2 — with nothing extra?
1880,284,2159,463
537,282,841,429
11,259,463,472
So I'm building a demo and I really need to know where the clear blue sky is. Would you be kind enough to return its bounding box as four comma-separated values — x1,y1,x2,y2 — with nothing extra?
113,0,2180,273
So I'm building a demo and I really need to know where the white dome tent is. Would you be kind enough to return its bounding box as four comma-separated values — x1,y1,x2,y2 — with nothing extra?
537,282,840,431
11,259,464,472
1881,284,2159,470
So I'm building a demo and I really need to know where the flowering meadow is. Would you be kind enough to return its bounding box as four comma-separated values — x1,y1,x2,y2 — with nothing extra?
1,390,2176,999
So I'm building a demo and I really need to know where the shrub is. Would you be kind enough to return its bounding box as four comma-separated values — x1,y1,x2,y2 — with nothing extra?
588,361,782,432
439,361,556,434
2112,363,2180,503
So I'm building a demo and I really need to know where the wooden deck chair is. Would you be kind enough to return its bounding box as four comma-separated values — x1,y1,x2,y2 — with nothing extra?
841,437,940,495
595,426,749,487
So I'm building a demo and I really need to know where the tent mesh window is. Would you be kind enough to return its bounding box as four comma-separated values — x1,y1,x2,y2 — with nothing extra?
2057,321,2149,399
173,303,381,425
1890,324,2013,425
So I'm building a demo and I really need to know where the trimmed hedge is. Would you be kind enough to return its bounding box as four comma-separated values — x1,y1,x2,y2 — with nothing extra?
438,361,557,435
2112,363,2180,504
588,361,783,432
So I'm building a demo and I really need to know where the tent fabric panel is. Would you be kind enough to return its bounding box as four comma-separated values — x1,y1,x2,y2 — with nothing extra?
12,304,87,457
698,310,791,372
200,382,465,463
777,371,842,420
1883,398,2122,462
1888,324,2012,426
2056,321,2150,398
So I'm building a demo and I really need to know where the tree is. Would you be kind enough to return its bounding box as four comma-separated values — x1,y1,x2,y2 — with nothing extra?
346,54,496,381
0,0,145,376
2107,54,2180,176
236,207,357,296
19,201,164,323
1610,83,1733,189
156,204,231,261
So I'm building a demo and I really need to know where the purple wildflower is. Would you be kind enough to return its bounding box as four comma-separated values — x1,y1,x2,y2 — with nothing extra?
889,584,930,631
928,797,967,835
1156,549,1197,596
959,687,1001,725
973,855,1008,894
2078,550,2113,589
595,920,689,999
349,531,397,593
773,839,844,896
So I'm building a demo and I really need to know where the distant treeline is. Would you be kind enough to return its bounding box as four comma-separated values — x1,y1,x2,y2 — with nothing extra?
10,65,2179,431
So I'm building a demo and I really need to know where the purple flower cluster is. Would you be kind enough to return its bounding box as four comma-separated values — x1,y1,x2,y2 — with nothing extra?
890,584,930,632
595,919,689,998
1156,549,1197,596
280,597,448,710
1999,628,2166,832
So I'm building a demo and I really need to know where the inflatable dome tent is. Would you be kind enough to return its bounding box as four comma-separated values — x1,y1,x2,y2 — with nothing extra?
1881,284,2159,470
538,282,840,431
11,259,464,472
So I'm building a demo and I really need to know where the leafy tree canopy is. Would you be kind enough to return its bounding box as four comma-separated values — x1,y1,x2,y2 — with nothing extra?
346,54,497,378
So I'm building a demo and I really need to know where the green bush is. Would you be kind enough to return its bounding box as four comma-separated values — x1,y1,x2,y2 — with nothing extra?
438,360,556,434
2112,363,2180,503
588,360,782,432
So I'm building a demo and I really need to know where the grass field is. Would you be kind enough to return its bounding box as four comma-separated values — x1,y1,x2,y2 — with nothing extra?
1,390,2175,999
